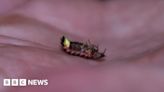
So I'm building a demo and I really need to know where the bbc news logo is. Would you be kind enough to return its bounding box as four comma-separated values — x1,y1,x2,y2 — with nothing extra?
3,79,48,86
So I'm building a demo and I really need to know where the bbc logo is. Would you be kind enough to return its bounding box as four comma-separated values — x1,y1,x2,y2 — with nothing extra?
3,79,27,86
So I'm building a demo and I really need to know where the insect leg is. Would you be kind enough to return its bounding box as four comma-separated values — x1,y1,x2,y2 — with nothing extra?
103,48,106,54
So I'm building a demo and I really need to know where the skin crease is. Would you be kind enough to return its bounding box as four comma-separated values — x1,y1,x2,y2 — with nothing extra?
0,0,164,92
0,0,29,15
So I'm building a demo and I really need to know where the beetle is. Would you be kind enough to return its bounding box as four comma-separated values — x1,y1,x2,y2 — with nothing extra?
61,36,106,59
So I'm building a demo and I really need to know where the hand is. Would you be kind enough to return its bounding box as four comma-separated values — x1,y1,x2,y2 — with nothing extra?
0,0,164,92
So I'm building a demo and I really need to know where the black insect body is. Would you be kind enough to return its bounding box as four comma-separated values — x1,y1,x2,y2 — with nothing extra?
61,36,106,59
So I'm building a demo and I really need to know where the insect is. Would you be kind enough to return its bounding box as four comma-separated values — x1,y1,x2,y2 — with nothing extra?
61,36,106,59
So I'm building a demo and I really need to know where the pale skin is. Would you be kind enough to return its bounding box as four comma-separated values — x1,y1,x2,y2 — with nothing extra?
0,0,164,92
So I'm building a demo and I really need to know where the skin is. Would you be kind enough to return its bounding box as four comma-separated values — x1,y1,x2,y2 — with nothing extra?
0,0,164,92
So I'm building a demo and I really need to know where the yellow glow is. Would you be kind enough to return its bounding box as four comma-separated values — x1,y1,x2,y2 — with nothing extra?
64,37,70,48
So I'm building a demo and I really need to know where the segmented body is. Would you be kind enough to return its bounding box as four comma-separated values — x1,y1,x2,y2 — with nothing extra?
61,36,105,59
